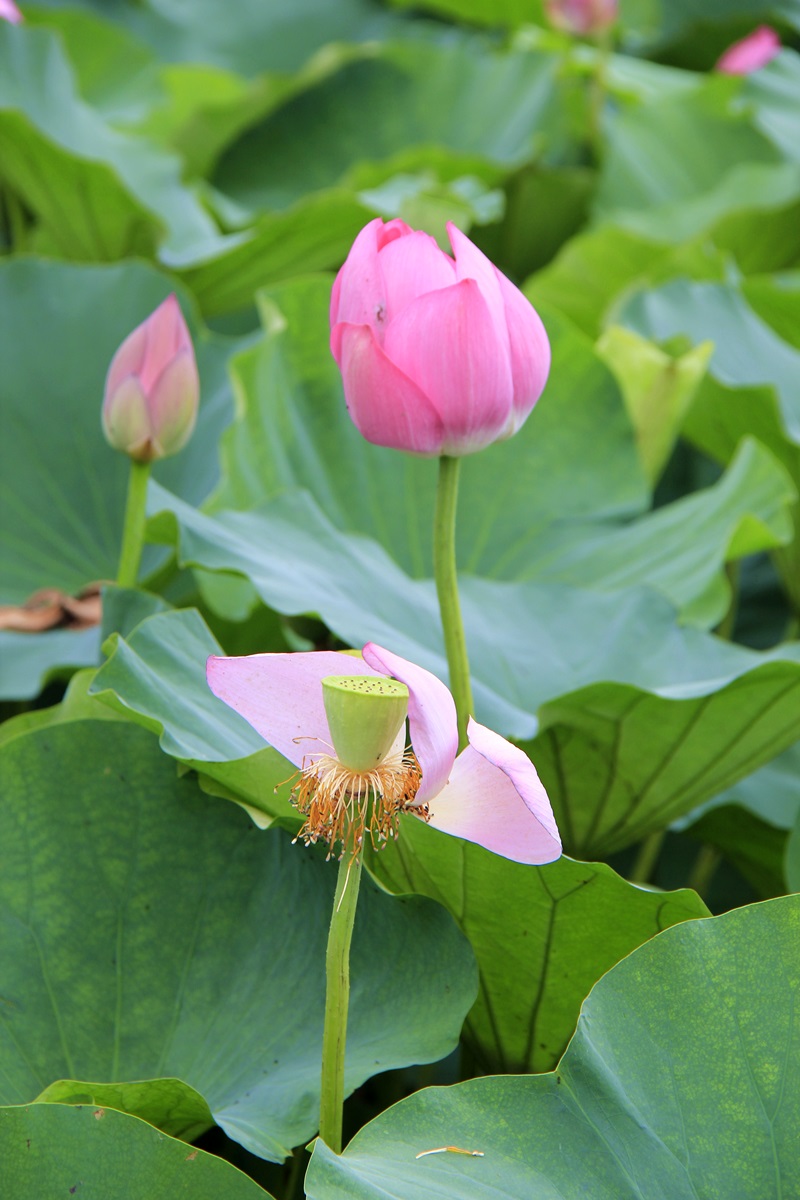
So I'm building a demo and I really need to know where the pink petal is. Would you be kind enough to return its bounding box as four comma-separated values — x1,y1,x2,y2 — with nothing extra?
331,322,445,454
101,376,152,459
494,267,551,433
330,218,413,340
206,651,383,768
147,348,199,457
382,278,514,456
105,295,191,398
426,718,561,864
716,25,780,74
378,231,456,327
447,223,550,432
105,322,148,399
447,223,510,366
362,643,458,806
139,294,189,393
375,218,412,251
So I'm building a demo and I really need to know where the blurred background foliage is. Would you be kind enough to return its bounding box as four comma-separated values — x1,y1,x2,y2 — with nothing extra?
2,1,800,1196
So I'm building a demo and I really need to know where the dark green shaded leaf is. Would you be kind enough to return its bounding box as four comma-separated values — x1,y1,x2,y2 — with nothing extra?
684,806,787,899
530,661,800,857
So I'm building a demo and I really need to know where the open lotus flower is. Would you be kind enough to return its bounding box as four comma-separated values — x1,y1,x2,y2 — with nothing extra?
102,294,199,463
330,218,550,457
207,642,561,866
716,25,780,74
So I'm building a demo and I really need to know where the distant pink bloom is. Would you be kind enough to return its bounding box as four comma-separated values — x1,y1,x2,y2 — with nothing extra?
0,0,22,23
545,0,617,35
207,642,562,865
716,26,780,74
102,295,199,463
330,218,550,457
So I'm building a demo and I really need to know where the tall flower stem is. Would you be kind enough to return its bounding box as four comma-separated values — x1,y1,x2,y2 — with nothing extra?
629,829,665,884
116,459,151,588
434,455,474,751
319,849,363,1154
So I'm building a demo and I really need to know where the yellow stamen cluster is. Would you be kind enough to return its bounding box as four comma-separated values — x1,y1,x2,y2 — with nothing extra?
289,744,426,857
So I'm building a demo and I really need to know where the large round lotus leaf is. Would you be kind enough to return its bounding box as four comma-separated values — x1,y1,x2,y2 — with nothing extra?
0,1103,273,1199
0,722,477,1162
306,895,800,1199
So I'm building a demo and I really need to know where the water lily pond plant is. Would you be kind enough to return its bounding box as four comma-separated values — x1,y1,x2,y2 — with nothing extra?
1,1,800,1196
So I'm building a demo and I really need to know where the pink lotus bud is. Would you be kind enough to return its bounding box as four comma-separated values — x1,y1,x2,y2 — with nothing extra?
716,26,780,74
545,0,618,36
329,219,550,457
0,0,23,23
102,295,199,463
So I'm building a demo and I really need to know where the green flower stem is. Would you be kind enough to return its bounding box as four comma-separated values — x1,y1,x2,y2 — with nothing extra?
588,25,613,164
434,455,474,751
687,844,722,901
629,829,666,884
318,849,364,1154
116,459,151,588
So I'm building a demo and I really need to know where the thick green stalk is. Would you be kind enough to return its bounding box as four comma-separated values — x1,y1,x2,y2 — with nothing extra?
318,850,363,1153
687,844,722,901
433,455,474,750
116,459,151,588
629,829,666,885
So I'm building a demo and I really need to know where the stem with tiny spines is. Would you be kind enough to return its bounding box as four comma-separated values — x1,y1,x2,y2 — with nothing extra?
318,849,363,1153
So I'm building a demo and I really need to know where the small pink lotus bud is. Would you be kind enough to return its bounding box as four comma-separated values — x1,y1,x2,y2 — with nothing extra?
545,0,618,35
715,26,780,74
102,295,199,463
329,219,550,457
0,0,23,23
